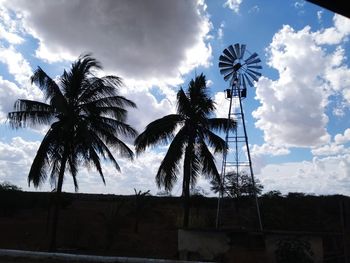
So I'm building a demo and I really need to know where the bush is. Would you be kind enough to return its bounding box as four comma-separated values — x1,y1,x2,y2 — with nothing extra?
262,190,283,198
0,181,22,191
275,237,314,263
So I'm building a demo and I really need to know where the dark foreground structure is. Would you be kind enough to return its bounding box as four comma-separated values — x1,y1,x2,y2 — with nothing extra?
0,191,349,262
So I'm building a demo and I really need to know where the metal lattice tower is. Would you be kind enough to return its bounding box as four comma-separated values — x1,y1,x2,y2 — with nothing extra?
216,43,263,231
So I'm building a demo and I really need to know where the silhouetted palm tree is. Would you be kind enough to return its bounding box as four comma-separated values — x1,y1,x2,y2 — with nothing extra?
135,73,236,227
8,54,137,251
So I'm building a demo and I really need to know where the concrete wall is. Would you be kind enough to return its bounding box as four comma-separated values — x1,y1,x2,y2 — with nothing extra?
178,229,267,262
178,229,323,262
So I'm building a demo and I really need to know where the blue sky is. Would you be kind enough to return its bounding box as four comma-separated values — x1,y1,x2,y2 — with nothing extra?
1,0,350,196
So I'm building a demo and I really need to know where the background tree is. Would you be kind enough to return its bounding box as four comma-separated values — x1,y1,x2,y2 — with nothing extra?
132,188,151,233
0,181,22,192
8,53,137,251
135,73,236,227
210,170,263,198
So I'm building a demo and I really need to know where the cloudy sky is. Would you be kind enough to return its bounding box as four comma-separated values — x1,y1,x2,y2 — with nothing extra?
1,0,350,196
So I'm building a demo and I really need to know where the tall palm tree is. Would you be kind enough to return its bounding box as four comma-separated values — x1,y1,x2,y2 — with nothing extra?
135,73,236,227
8,54,137,251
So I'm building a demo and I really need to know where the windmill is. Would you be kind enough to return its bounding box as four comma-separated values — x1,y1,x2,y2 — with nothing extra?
216,43,263,231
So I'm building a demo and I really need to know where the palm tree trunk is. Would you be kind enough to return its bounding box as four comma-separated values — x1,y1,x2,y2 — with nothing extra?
182,145,192,228
49,148,68,252
183,173,191,228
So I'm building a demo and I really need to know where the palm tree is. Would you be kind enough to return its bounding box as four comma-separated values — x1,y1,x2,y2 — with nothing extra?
8,54,137,251
135,73,236,227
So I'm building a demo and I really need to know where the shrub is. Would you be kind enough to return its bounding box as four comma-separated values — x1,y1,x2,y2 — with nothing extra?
0,181,22,191
275,237,314,263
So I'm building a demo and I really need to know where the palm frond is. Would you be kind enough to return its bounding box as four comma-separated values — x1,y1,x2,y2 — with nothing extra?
68,154,79,192
94,131,134,160
91,95,136,108
75,123,122,171
89,116,138,139
198,140,220,180
189,151,201,187
176,88,192,117
31,67,66,106
88,147,105,184
86,106,127,121
78,77,125,104
135,114,183,153
188,73,215,115
76,53,102,73
202,129,226,153
156,128,187,191
101,75,123,87
208,118,236,132
28,128,59,188
49,152,62,190
8,100,55,128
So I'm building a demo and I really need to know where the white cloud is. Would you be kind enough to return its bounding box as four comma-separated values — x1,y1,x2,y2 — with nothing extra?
0,24,24,44
3,0,212,84
223,0,243,13
248,5,260,14
314,14,350,45
258,154,350,195
335,128,350,144
252,143,290,156
0,45,42,121
125,89,176,134
217,22,225,40
213,91,231,118
0,76,26,121
0,137,41,190
0,136,203,196
253,16,350,148
0,45,32,87
0,136,165,195
311,143,348,156
317,10,323,22
311,129,350,156
0,6,24,44
62,147,168,195
294,1,305,9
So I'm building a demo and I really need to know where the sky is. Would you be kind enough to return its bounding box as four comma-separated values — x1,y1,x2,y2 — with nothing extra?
1,0,350,196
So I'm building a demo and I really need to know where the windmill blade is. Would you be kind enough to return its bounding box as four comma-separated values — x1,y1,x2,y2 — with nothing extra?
224,71,234,81
219,62,233,68
219,44,262,87
246,71,259,81
219,55,233,64
220,67,234,75
244,52,258,63
234,43,240,60
240,44,246,59
247,69,262,77
248,65,262,70
228,45,237,60
223,48,235,61
244,74,254,87
246,58,261,65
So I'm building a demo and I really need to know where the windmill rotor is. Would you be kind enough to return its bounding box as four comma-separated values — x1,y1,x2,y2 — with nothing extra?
219,43,262,97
